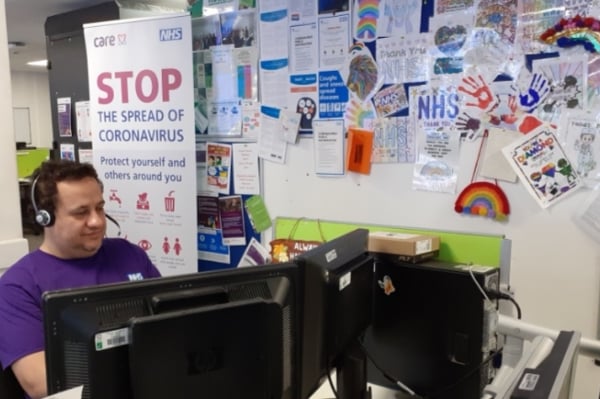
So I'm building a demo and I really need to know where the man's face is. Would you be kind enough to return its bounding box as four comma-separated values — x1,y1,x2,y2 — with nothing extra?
43,177,107,259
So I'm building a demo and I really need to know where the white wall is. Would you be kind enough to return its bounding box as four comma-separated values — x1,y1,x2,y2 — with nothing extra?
0,1,30,273
263,137,600,397
11,70,52,148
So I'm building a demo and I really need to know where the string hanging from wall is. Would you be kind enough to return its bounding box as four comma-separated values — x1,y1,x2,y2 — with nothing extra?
454,129,511,221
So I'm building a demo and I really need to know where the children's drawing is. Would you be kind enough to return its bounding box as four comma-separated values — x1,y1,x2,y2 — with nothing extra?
533,56,588,124
344,42,381,101
353,0,381,42
559,110,600,186
379,0,421,36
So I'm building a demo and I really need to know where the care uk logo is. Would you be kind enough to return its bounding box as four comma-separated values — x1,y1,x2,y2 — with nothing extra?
159,27,183,41
93,33,127,48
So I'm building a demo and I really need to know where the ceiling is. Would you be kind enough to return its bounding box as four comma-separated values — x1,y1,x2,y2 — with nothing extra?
5,0,114,72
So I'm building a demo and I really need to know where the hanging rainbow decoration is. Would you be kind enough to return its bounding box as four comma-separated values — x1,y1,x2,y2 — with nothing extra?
355,0,380,42
540,15,600,53
454,181,510,221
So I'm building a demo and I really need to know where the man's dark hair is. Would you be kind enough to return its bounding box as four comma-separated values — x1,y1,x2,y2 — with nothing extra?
32,160,101,218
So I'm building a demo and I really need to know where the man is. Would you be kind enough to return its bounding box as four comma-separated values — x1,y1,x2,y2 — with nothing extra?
0,160,161,399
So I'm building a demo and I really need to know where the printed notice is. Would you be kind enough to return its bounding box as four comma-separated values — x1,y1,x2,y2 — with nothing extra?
313,119,345,175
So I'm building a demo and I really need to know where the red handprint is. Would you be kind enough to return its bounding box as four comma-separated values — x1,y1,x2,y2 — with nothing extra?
500,95,519,124
458,75,497,111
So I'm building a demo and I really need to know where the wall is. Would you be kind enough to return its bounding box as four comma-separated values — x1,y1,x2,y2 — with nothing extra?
262,137,600,397
0,1,29,273
11,71,52,148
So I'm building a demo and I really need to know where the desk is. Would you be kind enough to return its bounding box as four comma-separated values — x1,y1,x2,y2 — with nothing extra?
310,381,407,399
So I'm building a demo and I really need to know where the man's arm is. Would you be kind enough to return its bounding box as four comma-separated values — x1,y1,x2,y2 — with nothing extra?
11,351,47,399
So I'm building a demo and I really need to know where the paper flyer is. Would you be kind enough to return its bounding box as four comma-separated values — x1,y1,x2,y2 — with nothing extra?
232,142,260,195
237,237,271,267
75,100,92,142
218,195,246,245
502,126,582,209
244,195,272,233
207,142,233,194
57,97,72,137
60,143,75,161
410,84,462,193
197,193,231,264
313,119,345,175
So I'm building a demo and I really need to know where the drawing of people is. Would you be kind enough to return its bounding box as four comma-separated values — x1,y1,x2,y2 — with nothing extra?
574,130,596,177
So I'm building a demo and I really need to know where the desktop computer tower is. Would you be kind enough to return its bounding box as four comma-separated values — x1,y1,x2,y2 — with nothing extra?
363,255,499,399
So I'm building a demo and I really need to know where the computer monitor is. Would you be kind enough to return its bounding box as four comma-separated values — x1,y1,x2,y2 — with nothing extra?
43,263,299,399
294,228,374,399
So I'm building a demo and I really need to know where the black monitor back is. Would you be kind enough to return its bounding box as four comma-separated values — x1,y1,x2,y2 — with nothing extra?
128,298,284,399
363,256,499,399
43,263,299,399
295,228,374,399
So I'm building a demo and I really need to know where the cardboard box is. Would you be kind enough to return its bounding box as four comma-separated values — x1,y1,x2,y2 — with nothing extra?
368,232,440,262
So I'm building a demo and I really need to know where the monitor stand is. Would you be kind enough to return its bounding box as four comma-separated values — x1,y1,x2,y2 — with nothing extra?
333,342,372,399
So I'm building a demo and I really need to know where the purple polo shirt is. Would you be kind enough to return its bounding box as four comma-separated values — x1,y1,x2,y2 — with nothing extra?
0,238,161,372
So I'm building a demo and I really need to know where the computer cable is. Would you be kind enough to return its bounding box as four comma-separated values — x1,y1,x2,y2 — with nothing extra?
467,265,522,319
485,289,522,320
357,336,421,397
326,365,340,399
423,348,504,399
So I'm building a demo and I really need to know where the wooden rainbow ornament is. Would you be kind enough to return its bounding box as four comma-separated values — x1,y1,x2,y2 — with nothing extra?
454,181,510,221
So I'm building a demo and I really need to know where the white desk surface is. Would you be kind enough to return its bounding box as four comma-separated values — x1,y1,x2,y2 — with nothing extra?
309,381,410,399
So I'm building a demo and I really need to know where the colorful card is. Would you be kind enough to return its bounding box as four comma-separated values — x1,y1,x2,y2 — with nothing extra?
502,126,582,209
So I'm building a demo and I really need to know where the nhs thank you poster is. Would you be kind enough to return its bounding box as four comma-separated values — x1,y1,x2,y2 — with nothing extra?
84,14,197,276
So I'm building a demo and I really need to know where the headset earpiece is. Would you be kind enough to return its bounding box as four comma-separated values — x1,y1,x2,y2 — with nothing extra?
30,175,55,227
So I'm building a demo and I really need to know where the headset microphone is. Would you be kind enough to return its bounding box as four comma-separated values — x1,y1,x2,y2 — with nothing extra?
30,174,54,227
105,214,121,237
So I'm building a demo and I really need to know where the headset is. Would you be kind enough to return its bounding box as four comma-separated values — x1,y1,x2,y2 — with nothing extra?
30,174,54,227
30,174,121,236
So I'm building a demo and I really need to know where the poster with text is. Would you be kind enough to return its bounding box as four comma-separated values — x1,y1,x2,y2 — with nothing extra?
84,13,197,276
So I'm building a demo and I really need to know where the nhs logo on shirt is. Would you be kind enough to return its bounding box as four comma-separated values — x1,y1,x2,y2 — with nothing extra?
159,28,182,41
127,273,144,281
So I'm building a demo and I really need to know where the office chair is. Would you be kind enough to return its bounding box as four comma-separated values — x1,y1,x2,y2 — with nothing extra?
0,361,25,399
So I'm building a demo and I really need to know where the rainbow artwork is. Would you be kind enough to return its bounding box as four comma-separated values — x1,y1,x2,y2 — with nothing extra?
540,15,600,53
454,181,510,221
354,0,380,42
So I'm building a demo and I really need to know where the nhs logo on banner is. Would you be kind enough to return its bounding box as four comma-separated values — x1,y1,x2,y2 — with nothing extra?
160,28,182,41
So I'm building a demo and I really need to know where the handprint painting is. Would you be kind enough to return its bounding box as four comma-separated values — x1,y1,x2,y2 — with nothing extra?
453,70,562,141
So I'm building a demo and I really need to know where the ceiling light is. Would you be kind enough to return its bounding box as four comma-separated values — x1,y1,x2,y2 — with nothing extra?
27,60,48,67
8,41,25,49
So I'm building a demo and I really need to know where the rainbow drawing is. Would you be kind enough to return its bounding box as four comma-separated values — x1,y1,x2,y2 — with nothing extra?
355,0,380,42
454,181,510,221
